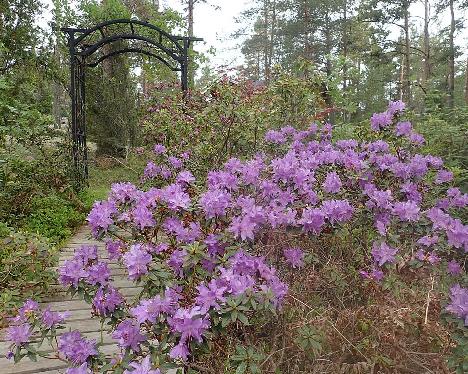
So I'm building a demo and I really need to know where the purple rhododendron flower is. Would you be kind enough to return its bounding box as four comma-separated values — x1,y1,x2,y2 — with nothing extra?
87,200,117,235
112,319,146,352
169,156,183,169
143,161,160,180
392,201,420,222
74,245,98,264
321,199,354,223
168,307,210,343
323,171,342,194
58,331,97,364
298,207,325,234
131,293,177,324
435,169,453,184
427,251,441,264
169,340,190,361
167,249,187,276
160,184,191,210
371,241,398,266
11,299,39,323
199,189,231,219
387,100,406,115
86,261,110,285
395,121,412,136
446,284,468,325
176,170,195,185
360,267,384,281
265,130,286,144
123,245,152,280
59,259,88,288
447,260,462,276
110,182,138,203
417,235,439,247
283,248,305,268
195,280,227,313
132,204,156,230
66,363,91,374
445,219,468,250
153,143,166,154
42,307,69,329
228,216,256,241
92,287,124,316
106,240,125,260
409,132,425,145
160,165,172,179
5,323,32,345
124,356,161,374
370,111,392,131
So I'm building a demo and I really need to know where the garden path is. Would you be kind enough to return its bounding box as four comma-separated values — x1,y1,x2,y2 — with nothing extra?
0,226,173,374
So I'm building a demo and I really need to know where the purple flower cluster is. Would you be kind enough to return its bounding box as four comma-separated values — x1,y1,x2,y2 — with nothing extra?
92,286,124,316
28,99,465,371
124,356,161,374
446,284,468,325
58,331,97,364
283,248,305,268
112,319,146,352
58,245,111,288
123,244,153,280
371,241,398,266
5,324,32,345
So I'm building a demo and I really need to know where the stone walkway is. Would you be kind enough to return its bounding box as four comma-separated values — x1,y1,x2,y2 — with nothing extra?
0,227,142,374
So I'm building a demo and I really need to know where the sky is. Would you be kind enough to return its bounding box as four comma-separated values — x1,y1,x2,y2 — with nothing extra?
161,0,248,68
39,0,467,70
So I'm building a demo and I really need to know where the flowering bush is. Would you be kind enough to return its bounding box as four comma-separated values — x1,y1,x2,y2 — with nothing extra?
4,101,467,372
141,72,328,178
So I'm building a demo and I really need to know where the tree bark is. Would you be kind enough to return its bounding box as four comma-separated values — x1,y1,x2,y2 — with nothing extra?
188,0,195,88
263,0,271,81
464,56,468,105
423,0,431,87
447,0,455,108
268,0,276,77
52,43,62,128
402,4,411,104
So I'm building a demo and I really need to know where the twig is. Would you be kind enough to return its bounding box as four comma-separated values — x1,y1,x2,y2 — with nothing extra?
107,156,140,175
188,363,216,373
424,275,435,325
289,294,369,362
260,346,291,368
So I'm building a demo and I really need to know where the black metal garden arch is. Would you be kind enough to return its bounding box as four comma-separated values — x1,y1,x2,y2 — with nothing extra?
61,19,202,185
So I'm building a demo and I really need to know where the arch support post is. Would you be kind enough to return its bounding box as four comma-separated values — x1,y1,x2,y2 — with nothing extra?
181,38,189,97
65,29,88,186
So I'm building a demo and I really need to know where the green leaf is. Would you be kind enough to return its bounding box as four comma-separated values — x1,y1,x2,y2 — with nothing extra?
235,362,247,374
238,313,249,325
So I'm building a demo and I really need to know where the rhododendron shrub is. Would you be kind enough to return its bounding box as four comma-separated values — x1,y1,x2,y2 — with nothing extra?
4,100,467,372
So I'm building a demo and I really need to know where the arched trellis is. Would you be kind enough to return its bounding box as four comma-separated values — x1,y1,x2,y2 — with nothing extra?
60,19,202,186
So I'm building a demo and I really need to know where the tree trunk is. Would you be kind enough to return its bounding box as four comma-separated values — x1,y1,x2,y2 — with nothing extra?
324,8,334,122
263,0,271,82
447,0,455,108
52,44,62,128
268,0,276,76
402,5,411,104
423,0,430,87
464,56,468,105
303,1,312,62
342,0,349,121
188,0,195,88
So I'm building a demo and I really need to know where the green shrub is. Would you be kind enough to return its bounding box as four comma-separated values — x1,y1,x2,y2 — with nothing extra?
0,227,57,325
142,70,325,177
24,194,85,243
